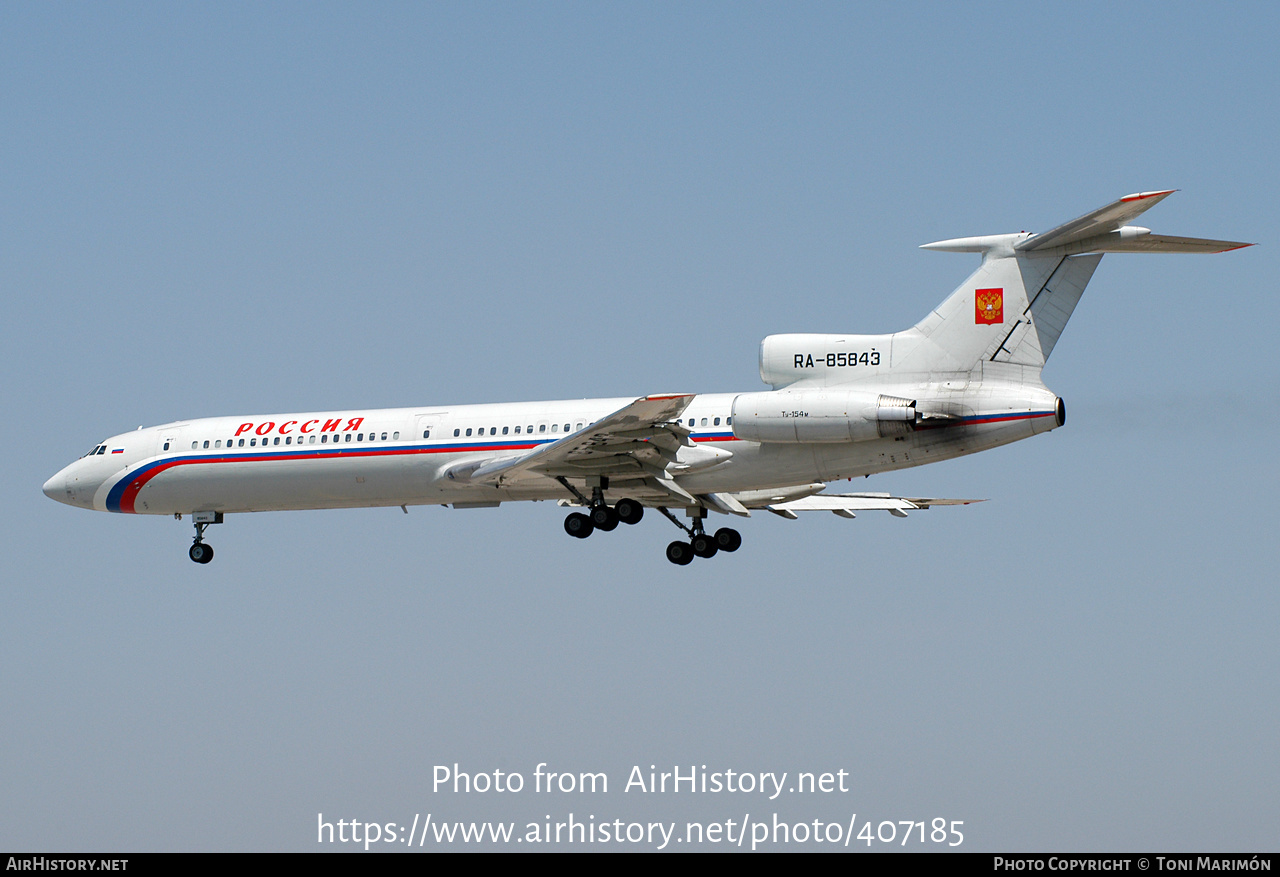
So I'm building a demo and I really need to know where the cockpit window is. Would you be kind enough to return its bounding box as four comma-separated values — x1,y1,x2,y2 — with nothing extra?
96,446,107,455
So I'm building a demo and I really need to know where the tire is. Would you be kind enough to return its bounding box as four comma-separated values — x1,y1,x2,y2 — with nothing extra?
691,533,719,558
665,541,694,565
564,513,594,539
589,505,619,531
615,498,644,525
713,527,742,552
189,543,214,564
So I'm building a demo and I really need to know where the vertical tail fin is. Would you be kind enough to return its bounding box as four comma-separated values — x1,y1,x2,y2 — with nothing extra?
897,242,1102,371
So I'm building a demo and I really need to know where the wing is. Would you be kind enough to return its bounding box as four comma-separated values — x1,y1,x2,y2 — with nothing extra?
749,491,983,520
463,394,699,486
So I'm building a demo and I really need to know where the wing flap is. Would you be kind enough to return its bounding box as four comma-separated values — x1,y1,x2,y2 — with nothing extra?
755,492,984,517
701,491,752,517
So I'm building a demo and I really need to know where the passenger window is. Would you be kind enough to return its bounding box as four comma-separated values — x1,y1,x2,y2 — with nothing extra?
215,440,222,448
454,428,460,437
502,426,509,435
344,434,351,443
701,418,708,426
490,427,496,436
714,417,720,426
551,424,558,433
393,432,399,440
466,428,472,436
239,439,246,447
514,426,521,434
191,441,198,449
285,436,292,445
382,432,389,440
356,433,363,442
321,435,327,444
576,423,583,431
163,442,170,451
250,438,257,446
727,417,732,425
274,437,281,445
308,436,315,444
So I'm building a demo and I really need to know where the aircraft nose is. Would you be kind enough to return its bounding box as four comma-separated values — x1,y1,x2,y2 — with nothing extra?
43,466,84,507
43,473,65,502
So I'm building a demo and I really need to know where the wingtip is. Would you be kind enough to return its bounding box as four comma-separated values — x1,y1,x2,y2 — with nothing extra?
1120,189,1178,202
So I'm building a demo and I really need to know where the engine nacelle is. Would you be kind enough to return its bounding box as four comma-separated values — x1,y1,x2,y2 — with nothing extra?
731,390,916,443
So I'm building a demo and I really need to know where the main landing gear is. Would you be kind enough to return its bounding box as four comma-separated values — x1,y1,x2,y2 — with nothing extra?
657,506,740,566
556,477,741,565
185,511,223,564
559,477,644,539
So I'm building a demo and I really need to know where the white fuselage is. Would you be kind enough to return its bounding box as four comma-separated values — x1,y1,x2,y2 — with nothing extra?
43,383,1062,517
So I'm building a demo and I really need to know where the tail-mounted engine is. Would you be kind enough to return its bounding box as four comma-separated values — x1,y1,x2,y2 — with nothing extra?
731,391,919,443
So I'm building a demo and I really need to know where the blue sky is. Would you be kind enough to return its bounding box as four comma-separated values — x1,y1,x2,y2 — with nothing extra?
3,2,1277,851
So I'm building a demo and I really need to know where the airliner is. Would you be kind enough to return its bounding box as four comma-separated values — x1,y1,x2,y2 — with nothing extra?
43,191,1249,564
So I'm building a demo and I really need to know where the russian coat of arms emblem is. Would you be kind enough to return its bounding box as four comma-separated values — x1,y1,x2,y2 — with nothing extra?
975,288,1003,324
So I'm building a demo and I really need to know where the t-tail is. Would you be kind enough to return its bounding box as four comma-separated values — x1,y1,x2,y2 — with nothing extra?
758,190,1252,390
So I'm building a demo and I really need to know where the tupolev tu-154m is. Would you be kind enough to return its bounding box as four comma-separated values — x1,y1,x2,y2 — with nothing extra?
43,191,1250,564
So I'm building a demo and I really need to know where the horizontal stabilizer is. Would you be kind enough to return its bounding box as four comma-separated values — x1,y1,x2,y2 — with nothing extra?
1016,190,1177,251
922,192,1253,258
1032,232,1253,255
1017,190,1253,254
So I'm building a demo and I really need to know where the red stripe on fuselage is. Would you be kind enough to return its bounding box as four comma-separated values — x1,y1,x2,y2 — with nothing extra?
115,437,706,512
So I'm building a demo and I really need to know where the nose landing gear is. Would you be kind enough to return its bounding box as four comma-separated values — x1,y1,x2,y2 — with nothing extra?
186,511,223,564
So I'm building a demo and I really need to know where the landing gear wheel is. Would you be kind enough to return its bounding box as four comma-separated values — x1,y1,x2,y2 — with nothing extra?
713,527,742,552
666,541,695,565
589,505,619,531
564,513,594,539
189,543,214,564
615,498,644,525
691,533,719,558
